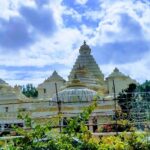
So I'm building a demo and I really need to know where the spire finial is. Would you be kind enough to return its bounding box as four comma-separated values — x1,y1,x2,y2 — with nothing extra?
114,67,119,72
79,40,91,55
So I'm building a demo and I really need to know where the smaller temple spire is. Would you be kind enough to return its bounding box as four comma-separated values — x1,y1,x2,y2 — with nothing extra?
107,68,126,78
45,70,65,82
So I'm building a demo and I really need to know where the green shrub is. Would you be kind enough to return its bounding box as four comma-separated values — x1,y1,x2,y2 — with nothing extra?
1,101,149,150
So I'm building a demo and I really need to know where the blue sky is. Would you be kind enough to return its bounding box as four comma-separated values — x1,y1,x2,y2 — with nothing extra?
0,0,150,86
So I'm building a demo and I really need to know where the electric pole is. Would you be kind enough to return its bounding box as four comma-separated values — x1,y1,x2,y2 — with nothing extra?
55,83,62,132
113,79,118,135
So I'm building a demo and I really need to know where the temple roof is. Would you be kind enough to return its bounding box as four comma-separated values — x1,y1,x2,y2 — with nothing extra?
45,71,65,82
107,68,127,78
0,83,28,102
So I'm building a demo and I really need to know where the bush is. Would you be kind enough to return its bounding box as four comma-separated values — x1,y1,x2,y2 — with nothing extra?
100,120,133,132
1,101,149,150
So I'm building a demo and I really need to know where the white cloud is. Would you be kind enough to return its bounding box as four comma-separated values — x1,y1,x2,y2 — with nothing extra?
49,0,64,27
0,0,37,19
75,0,88,5
91,0,150,45
0,0,150,86
83,10,103,21
0,0,18,19
0,26,84,67
101,51,150,84
0,67,71,87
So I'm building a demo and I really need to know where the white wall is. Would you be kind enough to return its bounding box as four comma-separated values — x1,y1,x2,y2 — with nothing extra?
38,81,65,100
106,77,136,95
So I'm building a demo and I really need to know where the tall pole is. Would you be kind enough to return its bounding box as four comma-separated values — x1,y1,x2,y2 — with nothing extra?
55,82,61,132
113,79,118,135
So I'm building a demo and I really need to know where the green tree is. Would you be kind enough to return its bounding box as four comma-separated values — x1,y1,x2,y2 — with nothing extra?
136,80,150,121
117,83,137,117
6,102,97,150
3,100,150,150
22,84,38,98
137,80,150,101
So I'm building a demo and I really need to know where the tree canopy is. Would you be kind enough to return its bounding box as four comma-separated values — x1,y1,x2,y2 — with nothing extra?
138,80,150,92
137,80,150,101
22,84,38,98
117,81,150,120
117,83,137,116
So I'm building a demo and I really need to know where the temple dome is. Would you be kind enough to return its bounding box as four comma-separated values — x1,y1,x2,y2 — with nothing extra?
107,68,126,78
79,41,91,55
52,87,97,102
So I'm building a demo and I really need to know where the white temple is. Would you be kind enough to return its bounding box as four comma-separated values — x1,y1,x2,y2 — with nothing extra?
0,41,137,132
37,41,136,100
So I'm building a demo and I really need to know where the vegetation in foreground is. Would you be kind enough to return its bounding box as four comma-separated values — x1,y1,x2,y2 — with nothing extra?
0,102,149,150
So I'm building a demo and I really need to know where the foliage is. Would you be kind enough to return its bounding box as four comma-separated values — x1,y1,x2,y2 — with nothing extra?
4,102,97,150
63,101,97,136
22,84,38,98
117,83,137,116
117,119,133,132
78,136,100,150
119,132,150,150
2,131,150,150
137,80,150,102
98,132,150,150
99,135,128,150
138,80,150,93
100,120,133,132
1,101,150,150
117,81,150,123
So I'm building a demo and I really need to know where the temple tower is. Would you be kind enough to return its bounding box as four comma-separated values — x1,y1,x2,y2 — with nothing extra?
68,41,106,91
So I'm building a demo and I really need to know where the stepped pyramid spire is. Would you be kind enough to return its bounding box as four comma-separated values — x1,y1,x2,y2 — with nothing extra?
68,41,105,90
